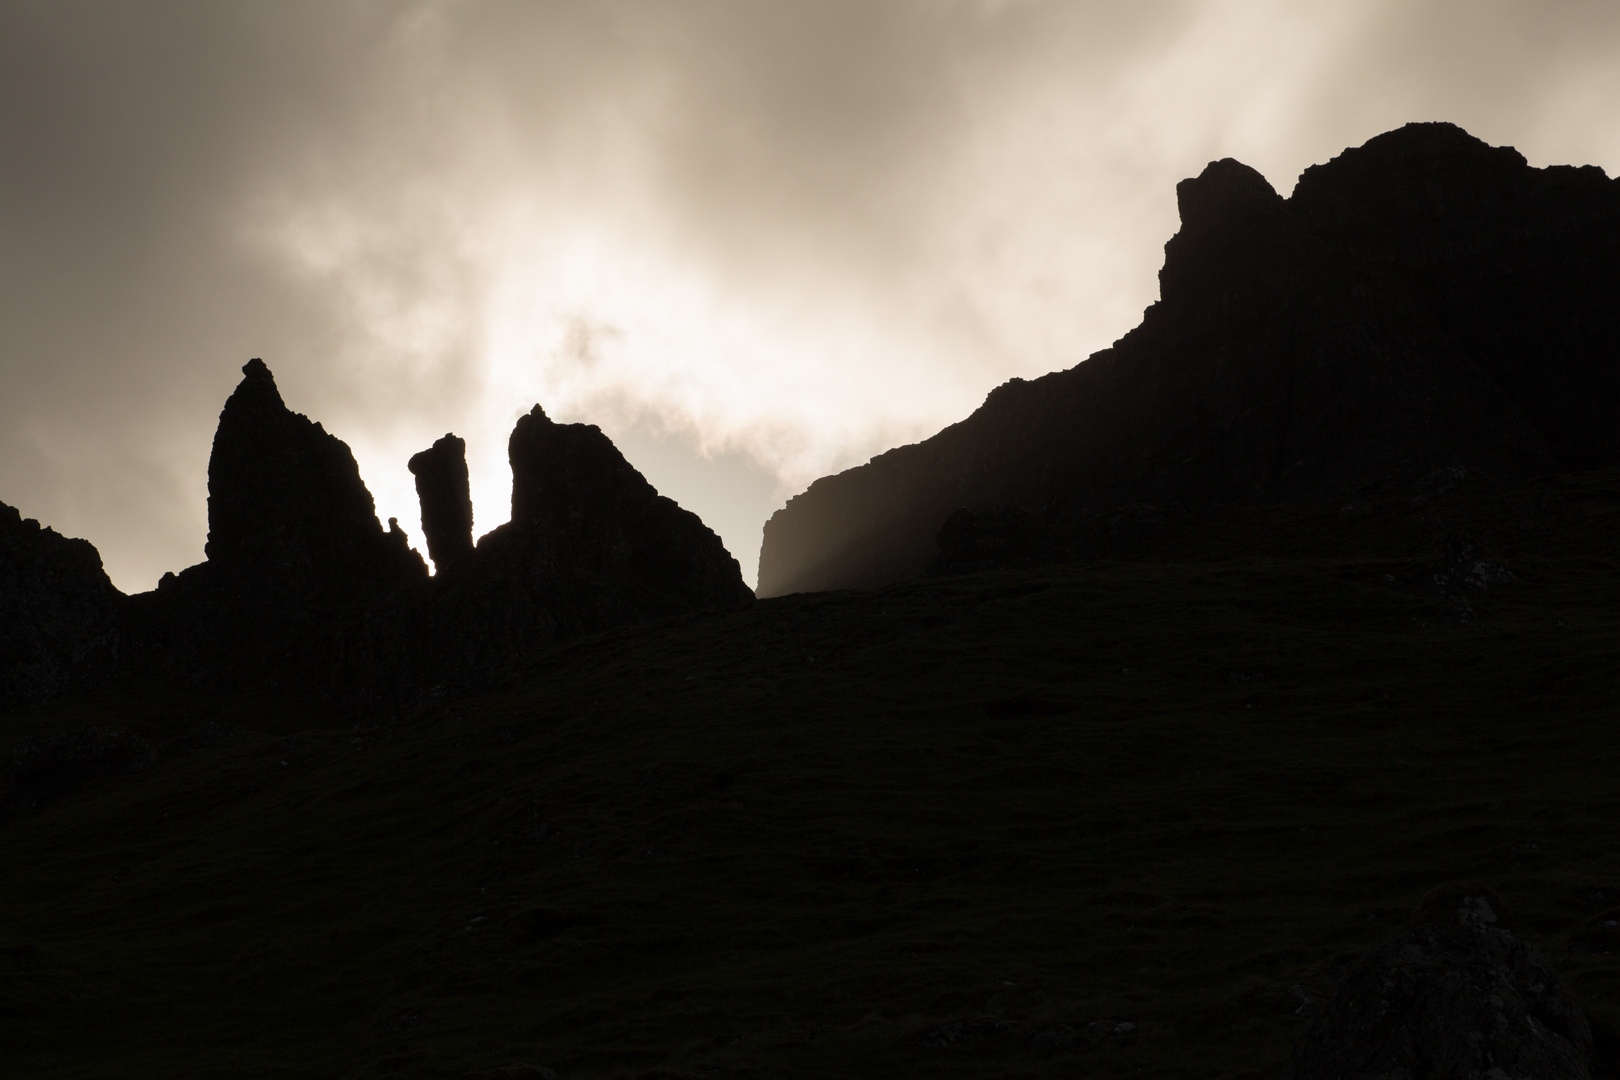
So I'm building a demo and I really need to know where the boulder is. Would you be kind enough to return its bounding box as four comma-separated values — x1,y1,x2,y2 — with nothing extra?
1284,923,1594,1080
1412,881,1514,932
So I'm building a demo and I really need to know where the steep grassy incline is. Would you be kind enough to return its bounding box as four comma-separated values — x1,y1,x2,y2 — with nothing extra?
2,473,1619,1079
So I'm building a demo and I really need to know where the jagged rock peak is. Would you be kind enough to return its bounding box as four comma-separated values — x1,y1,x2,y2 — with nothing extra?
484,403,753,608
213,357,290,436
205,357,425,591
408,433,474,574
1158,155,1301,322
238,356,279,394
82,376,752,717
508,404,656,529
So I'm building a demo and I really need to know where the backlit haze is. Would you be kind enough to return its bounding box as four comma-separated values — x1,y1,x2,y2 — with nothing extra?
5,1,1620,592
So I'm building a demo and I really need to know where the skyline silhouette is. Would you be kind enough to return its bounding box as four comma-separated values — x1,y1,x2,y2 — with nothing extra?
5,1,1620,592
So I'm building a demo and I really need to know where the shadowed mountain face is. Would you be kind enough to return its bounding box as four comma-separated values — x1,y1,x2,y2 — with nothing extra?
757,123,1620,597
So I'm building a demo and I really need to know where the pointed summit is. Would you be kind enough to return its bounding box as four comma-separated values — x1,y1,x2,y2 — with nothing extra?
220,357,285,417
204,358,424,593
241,355,276,386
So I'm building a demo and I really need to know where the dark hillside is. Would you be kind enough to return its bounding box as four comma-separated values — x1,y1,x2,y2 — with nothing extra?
757,123,1620,597
3,467,1618,1078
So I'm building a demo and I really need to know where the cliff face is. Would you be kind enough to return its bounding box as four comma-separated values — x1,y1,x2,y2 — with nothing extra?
757,123,1619,597
0,502,123,709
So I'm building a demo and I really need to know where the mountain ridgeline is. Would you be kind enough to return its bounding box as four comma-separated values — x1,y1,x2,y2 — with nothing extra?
6,121,1619,711
757,122,1620,596
7,120,1620,1076
1,360,751,715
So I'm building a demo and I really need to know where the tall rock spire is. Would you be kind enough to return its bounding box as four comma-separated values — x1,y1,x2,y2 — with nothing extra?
408,433,475,575
205,358,424,597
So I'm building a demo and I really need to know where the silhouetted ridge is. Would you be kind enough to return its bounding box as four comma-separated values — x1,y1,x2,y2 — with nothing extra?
758,122,1616,596
408,433,474,575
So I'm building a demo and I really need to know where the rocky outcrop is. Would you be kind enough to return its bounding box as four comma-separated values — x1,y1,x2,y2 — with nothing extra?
1284,924,1594,1079
328,409,749,712
203,357,427,597
0,501,123,709
104,365,752,716
758,123,1620,596
408,433,475,575
1283,884,1612,1079
124,360,429,701
475,406,754,620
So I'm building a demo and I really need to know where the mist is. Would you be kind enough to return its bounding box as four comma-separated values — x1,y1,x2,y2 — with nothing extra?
4,0,1619,591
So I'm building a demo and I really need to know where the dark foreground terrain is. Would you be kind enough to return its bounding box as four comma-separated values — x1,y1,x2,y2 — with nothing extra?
3,467,1619,1079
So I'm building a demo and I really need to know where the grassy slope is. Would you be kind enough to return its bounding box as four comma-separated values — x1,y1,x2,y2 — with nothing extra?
2,471,1619,1079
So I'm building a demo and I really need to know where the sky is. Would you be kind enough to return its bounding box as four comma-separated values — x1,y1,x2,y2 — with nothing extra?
4,0,1620,593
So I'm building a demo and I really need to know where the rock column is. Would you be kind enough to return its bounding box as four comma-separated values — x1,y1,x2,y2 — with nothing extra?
407,434,475,574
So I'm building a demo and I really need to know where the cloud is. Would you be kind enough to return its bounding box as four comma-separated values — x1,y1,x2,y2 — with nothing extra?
3,1,1619,590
